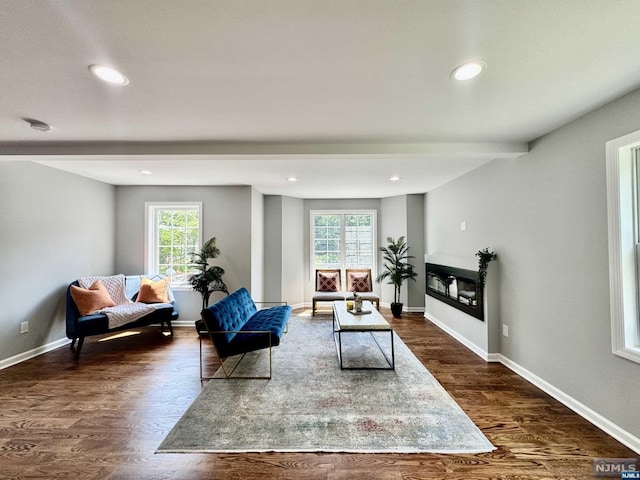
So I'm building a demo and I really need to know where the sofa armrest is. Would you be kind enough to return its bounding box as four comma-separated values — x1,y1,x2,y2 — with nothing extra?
66,281,81,339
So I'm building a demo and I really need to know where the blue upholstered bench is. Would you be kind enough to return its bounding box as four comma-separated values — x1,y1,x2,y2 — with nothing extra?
200,287,291,379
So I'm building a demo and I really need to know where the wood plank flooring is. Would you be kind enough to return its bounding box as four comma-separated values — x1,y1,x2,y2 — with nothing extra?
0,309,635,479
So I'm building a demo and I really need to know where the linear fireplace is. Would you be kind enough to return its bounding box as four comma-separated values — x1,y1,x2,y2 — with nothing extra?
426,263,483,321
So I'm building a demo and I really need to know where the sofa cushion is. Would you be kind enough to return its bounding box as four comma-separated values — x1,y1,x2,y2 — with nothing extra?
312,291,345,301
203,288,258,346
70,280,116,316
219,305,291,357
137,277,170,303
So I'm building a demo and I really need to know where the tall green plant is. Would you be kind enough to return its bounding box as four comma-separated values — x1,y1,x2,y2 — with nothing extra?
376,236,418,304
189,237,228,311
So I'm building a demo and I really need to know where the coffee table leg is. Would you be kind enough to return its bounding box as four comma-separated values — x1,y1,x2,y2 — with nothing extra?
390,330,395,370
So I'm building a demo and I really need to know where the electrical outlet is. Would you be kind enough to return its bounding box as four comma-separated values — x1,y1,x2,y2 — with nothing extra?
460,221,467,231
20,321,29,334
502,324,509,337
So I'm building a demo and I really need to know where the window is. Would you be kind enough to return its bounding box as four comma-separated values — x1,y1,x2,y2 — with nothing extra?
606,131,640,363
145,202,202,288
311,210,376,276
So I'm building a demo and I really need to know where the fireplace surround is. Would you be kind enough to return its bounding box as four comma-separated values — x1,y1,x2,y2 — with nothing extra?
426,263,483,321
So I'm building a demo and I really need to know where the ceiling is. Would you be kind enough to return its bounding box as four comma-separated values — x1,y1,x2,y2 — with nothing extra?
2,0,640,198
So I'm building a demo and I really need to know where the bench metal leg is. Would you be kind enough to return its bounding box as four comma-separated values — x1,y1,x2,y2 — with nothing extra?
200,335,273,381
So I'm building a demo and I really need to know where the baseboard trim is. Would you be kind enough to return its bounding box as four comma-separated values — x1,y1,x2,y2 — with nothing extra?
426,314,640,454
171,320,196,328
425,312,491,361
406,306,425,313
0,337,71,371
496,354,640,454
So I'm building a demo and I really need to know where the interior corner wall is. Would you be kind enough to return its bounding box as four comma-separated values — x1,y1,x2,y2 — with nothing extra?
115,185,253,323
406,194,425,310
264,196,283,302
0,161,115,364
379,196,407,305
379,194,425,310
280,196,304,305
264,195,305,306
251,188,264,302
425,86,640,438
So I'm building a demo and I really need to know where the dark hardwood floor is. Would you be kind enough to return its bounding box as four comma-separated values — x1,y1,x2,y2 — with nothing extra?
0,309,635,479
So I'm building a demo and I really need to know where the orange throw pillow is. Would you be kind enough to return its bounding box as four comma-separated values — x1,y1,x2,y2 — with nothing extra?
137,277,170,304
71,280,116,316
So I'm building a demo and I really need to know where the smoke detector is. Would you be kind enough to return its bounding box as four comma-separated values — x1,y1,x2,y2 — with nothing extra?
24,118,53,132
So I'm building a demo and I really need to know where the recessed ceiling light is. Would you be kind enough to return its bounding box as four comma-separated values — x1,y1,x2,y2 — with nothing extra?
287,176,298,182
139,170,153,175
89,64,129,85
24,118,52,132
389,176,401,182
451,61,486,81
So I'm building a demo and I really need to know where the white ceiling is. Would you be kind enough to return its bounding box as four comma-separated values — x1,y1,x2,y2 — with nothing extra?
2,0,640,198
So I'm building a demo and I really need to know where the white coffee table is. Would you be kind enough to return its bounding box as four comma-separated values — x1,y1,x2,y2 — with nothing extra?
332,300,395,370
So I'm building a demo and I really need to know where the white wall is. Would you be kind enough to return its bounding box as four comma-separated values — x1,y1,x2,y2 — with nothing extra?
115,186,253,322
0,162,115,364
426,87,640,438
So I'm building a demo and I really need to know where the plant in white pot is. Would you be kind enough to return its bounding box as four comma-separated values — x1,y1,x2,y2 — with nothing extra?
376,236,418,318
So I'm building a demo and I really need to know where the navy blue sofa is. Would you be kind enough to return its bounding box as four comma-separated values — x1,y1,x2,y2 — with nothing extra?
66,275,178,359
200,287,291,379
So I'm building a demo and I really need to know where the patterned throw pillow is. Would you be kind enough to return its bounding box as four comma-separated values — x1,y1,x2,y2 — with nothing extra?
71,280,117,316
317,271,339,292
348,271,371,292
137,277,170,303
78,274,129,305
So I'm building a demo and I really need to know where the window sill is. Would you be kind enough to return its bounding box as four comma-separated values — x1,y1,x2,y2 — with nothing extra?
169,285,195,292
613,346,640,364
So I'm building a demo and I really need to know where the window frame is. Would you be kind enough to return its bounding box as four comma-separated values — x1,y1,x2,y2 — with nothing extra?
309,209,377,282
606,130,640,363
145,202,203,290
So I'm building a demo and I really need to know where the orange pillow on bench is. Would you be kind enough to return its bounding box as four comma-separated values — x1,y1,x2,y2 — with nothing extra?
71,280,116,316
137,277,170,304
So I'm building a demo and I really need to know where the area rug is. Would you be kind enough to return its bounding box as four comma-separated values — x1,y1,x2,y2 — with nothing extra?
156,315,495,454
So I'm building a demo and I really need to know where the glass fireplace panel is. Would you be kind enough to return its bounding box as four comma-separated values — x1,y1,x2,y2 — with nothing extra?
425,263,483,320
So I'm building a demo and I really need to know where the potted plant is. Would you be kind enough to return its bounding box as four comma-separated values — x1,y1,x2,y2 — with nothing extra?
376,236,418,318
475,247,497,291
190,237,228,312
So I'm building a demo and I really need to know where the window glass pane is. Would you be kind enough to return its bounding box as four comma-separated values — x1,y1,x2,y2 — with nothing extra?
328,227,341,239
311,211,374,274
148,204,201,285
173,210,186,226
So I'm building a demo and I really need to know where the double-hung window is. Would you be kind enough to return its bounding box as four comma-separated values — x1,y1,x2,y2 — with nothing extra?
606,130,640,363
311,210,376,276
145,202,202,288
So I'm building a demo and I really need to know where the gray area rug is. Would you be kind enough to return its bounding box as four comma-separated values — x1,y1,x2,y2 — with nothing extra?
157,315,495,454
